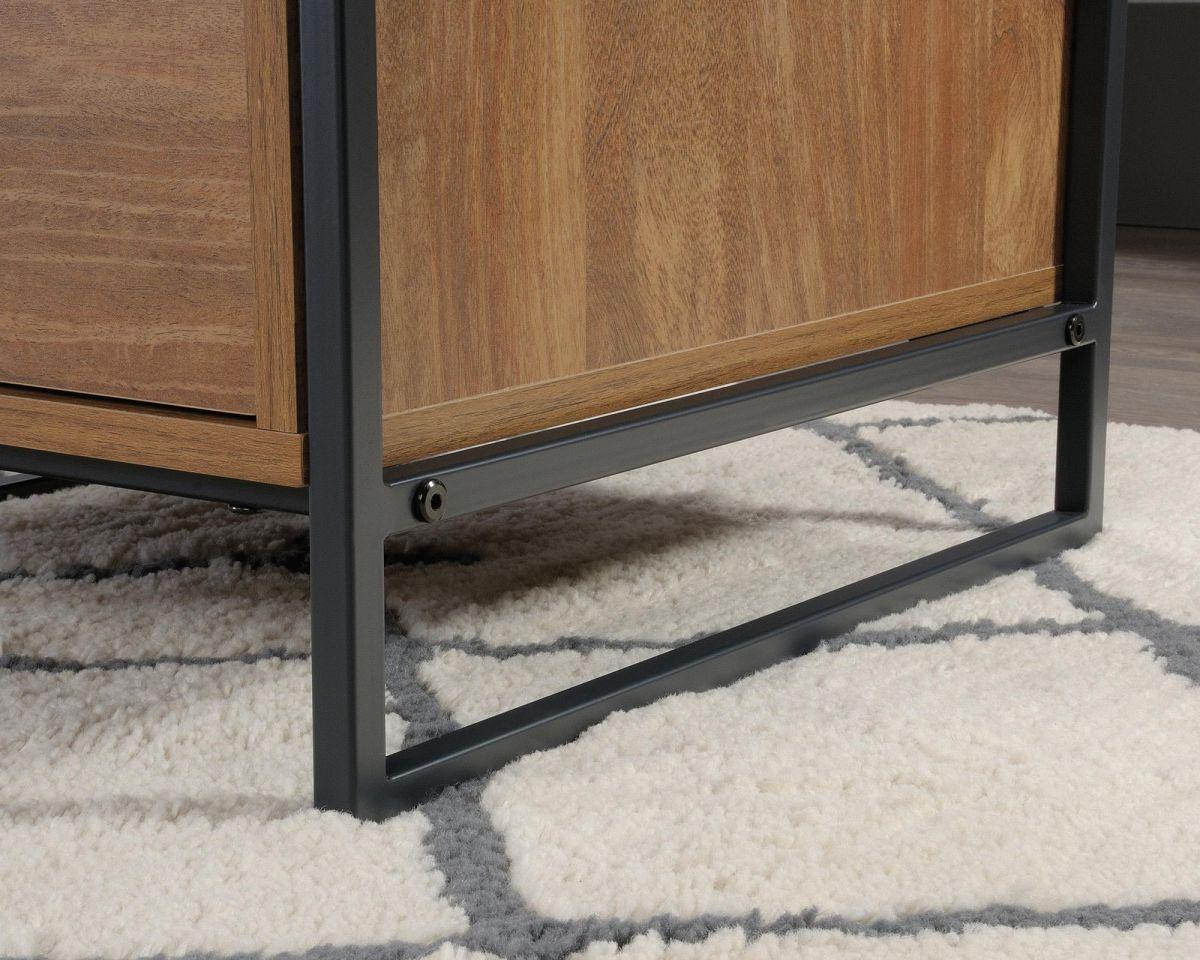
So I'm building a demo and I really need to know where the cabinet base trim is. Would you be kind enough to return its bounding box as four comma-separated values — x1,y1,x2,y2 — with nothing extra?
0,387,306,486
382,266,1060,467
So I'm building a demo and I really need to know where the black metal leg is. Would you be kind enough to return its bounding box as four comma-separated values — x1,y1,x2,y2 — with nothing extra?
307,517,387,817
1054,0,1126,532
287,0,1127,820
299,0,389,817
1056,336,1108,528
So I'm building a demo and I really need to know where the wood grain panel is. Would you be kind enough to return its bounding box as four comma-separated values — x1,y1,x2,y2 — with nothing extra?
984,0,1071,276
377,1,588,412
246,0,306,431
0,0,258,413
378,0,1070,463
0,388,305,485
382,266,1060,464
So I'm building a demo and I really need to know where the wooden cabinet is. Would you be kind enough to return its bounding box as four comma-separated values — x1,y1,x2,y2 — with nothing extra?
0,1,1071,487
0,0,300,423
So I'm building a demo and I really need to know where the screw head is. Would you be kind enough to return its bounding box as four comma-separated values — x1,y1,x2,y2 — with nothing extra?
1065,315,1086,347
413,479,448,523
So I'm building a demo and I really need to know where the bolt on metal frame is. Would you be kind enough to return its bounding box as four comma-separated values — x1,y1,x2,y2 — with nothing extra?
0,0,1125,820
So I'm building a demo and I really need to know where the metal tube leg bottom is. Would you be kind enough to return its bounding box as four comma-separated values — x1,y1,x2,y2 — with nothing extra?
309,515,388,818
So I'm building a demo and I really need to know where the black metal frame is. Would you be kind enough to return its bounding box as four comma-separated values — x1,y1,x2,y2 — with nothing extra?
0,0,1125,820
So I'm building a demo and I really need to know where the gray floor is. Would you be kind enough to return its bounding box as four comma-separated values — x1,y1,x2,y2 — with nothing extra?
911,226,1200,430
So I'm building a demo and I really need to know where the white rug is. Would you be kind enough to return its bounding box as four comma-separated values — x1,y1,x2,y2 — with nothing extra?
2,400,1199,959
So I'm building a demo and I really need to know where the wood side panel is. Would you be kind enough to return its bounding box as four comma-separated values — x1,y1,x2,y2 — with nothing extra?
246,0,305,431
0,0,258,414
895,2,988,299
0,388,305,486
376,1,1071,464
377,1,587,412
984,0,1071,275
382,267,1059,464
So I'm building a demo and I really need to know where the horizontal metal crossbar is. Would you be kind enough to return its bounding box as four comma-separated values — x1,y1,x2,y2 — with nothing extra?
0,472,79,502
0,302,1090,525
378,508,1093,813
383,303,1094,535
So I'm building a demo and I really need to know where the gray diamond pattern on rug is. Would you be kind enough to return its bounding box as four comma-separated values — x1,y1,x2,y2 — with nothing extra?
2,401,1199,959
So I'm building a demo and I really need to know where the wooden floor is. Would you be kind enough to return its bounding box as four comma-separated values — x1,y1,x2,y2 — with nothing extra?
911,227,1200,429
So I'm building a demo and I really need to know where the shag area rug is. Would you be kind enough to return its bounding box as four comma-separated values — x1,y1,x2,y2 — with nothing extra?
2,400,1200,960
